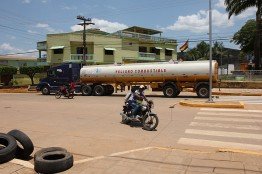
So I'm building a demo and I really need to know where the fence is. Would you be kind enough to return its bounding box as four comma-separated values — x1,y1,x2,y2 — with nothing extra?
219,70,262,81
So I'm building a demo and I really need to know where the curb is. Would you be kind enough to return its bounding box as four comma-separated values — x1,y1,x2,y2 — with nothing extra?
213,92,262,96
179,100,244,108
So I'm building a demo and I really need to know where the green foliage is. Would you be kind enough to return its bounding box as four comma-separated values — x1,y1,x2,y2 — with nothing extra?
186,41,210,60
232,19,256,54
19,66,48,85
0,66,17,76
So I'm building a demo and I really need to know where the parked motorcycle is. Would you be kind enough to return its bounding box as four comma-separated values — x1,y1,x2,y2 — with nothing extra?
55,85,74,99
120,100,159,131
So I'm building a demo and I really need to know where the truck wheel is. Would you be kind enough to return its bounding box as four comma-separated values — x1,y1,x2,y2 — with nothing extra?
105,85,114,95
93,85,105,96
41,86,50,95
196,85,209,98
81,85,92,96
163,85,179,98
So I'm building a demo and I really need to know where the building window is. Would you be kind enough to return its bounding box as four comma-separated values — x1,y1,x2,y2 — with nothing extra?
165,49,172,56
53,49,63,54
105,50,114,55
76,47,87,54
139,46,147,52
150,47,160,55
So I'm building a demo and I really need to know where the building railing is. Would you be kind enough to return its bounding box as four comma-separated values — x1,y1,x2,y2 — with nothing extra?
70,54,94,61
138,52,156,58
113,31,177,43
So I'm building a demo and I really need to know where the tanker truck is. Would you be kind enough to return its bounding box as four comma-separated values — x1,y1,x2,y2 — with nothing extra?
36,60,218,98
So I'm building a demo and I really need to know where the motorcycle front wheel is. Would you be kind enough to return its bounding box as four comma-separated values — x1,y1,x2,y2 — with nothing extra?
142,114,159,131
55,92,62,99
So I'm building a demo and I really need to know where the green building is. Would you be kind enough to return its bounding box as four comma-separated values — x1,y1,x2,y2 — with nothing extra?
37,26,178,65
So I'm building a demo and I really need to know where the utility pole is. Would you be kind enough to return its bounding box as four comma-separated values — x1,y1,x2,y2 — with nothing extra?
76,15,94,65
208,0,213,102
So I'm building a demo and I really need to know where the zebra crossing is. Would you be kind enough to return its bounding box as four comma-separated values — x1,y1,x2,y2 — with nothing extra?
177,108,262,151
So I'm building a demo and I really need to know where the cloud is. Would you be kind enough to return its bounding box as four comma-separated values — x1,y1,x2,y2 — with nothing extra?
22,0,31,4
0,43,21,52
35,23,61,33
71,18,128,33
62,6,77,10
166,9,234,33
28,30,39,34
42,0,47,3
235,7,256,19
215,0,226,8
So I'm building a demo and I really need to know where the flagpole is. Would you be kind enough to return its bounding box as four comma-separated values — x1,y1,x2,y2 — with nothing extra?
208,0,213,102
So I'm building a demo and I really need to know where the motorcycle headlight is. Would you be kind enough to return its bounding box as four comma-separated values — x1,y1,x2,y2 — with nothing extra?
142,106,147,111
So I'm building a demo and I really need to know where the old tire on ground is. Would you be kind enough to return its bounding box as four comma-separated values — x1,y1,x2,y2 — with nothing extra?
7,129,34,159
81,85,92,96
0,133,17,164
163,85,179,98
41,86,50,95
34,148,73,174
142,114,159,131
93,85,105,96
196,84,209,98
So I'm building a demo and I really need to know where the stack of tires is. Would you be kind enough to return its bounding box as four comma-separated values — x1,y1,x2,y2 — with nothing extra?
0,129,74,174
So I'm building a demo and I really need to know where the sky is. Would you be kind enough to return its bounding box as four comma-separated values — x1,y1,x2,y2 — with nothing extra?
0,0,257,57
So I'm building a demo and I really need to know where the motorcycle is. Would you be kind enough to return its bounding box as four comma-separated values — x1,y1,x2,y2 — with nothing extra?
120,100,159,131
55,85,74,99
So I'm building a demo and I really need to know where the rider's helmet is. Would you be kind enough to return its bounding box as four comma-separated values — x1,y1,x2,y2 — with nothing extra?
139,85,146,90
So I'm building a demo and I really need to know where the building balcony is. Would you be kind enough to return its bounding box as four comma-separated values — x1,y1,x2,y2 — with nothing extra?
69,54,94,62
113,31,176,43
123,52,159,62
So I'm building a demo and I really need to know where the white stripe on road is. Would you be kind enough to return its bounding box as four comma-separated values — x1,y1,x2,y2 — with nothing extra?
190,122,262,131
200,108,262,113
185,129,262,140
195,116,262,123
178,138,262,151
197,112,262,118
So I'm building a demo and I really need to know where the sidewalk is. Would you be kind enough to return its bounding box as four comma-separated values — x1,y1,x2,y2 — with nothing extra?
1,147,262,174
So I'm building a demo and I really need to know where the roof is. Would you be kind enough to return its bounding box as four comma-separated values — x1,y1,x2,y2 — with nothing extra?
122,26,162,35
0,56,36,61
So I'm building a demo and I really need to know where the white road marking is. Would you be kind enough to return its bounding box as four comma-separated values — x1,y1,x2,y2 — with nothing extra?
195,116,262,123
74,147,154,164
190,122,262,130
200,108,262,113
197,112,262,118
10,159,34,169
178,138,262,151
185,129,262,140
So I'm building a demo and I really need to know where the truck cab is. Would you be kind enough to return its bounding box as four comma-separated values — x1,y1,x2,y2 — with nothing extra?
36,63,81,95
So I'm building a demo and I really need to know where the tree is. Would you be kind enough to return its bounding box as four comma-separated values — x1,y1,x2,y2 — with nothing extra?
19,66,47,85
232,19,256,54
212,41,225,66
225,0,262,69
186,41,210,60
0,66,17,76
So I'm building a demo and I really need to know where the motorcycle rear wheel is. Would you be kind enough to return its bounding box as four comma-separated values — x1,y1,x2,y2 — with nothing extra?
55,92,62,99
68,93,74,99
142,114,159,131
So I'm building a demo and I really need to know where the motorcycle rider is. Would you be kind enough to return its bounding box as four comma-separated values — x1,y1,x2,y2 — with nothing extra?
131,85,148,120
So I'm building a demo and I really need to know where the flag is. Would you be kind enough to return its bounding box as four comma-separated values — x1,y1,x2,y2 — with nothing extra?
179,40,189,52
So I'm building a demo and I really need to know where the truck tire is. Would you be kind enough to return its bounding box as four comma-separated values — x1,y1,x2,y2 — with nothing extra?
7,129,34,159
163,85,179,98
81,85,92,96
41,86,50,95
105,85,114,95
34,148,73,174
0,133,17,164
93,85,105,96
196,84,209,98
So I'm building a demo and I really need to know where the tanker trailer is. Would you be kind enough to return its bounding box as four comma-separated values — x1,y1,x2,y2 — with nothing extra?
80,60,218,98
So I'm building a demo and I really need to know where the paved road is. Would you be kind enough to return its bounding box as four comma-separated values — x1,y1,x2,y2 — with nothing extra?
0,92,261,173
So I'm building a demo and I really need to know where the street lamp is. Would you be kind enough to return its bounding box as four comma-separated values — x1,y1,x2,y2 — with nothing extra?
208,0,213,102
76,15,95,65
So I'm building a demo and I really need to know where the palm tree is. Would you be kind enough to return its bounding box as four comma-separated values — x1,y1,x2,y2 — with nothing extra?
225,0,261,70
